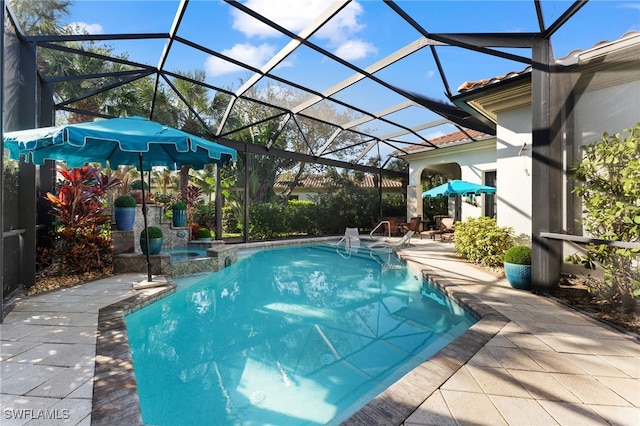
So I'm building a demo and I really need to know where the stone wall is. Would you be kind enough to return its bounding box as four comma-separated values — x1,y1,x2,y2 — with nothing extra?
112,203,194,254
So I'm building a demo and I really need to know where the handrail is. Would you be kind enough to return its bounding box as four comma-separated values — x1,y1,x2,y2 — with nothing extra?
336,234,360,258
370,221,391,240
3,229,26,238
540,232,640,250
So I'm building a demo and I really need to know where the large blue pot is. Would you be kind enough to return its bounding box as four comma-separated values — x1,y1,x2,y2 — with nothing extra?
173,209,187,227
140,237,163,255
504,262,531,290
114,207,135,231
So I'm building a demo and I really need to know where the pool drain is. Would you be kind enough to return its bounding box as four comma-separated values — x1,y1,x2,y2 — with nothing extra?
320,353,335,364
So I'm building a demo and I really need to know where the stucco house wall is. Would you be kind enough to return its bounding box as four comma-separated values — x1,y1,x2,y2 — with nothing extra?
495,105,533,237
403,32,639,249
406,137,496,223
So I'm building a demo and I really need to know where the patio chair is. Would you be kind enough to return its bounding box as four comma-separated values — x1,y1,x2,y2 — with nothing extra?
382,217,401,236
420,217,455,240
441,218,455,237
400,217,421,235
442,233,455,243
367,231,414,249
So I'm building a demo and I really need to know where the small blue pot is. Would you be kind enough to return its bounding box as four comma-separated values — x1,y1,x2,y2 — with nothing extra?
114,207,135,231
504,262,531,290
140,237,163,255
173,209,187,227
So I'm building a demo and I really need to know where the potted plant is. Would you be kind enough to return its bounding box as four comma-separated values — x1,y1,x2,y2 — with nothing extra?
172,200,187,227
113,194,137,231
140,226,164,255
504,245,532,290
130,179,153,204
196,227,212,241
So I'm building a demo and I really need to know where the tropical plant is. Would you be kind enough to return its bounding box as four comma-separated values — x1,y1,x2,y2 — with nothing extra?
153,168,177,195
191,202,216,228
504,246,532,265
42,165,120,274
568,123,640,312
453,216,514,267
44,165,120,231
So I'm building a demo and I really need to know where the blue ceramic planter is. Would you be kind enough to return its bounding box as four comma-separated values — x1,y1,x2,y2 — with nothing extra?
504,262,531,290
114,207,135,231
140,237,163,255
173,209,187,227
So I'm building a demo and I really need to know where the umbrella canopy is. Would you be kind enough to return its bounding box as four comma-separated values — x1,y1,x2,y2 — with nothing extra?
4,116,236,169
422,179,496,198
3,116,237,283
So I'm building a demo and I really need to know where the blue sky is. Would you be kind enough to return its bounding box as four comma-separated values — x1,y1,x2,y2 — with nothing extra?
62,0,639,149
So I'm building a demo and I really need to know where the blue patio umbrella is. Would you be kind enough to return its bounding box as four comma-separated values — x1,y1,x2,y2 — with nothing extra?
3,116,237,282
4,116,236,169
422,179,496,198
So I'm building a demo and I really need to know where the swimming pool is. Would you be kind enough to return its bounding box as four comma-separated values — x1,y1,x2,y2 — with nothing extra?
126,244,476,425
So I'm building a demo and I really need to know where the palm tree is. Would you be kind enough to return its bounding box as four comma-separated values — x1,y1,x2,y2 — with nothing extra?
169,70,216,198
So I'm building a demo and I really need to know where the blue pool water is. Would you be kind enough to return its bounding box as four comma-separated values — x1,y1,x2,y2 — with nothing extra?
166,246,208,262
126,244,476,425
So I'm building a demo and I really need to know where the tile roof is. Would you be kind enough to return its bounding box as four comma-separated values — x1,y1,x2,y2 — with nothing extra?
395,129,492,156
457,31,639,94
457,66,531,93
274,174,402,189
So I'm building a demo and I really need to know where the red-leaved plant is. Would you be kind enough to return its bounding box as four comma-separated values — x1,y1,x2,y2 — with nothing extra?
42,165,121,274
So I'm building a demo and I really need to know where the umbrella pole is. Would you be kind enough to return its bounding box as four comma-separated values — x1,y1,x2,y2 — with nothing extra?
139,153,152,282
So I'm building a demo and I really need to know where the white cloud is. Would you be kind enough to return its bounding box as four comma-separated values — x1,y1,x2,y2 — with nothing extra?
231,0,337,38
205,43,276,77
67,22,104,35
334,39,376,61
426,70,435,79
315,1,364,45
230,0,375,60
620,2,640,10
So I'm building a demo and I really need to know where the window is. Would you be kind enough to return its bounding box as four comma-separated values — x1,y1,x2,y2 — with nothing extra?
484,171,497,218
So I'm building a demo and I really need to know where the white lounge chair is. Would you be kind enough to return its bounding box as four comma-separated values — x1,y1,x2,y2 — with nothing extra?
337,227,361,250
367,230,414,249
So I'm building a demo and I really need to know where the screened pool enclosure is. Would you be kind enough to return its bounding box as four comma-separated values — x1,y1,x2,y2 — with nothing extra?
2,0,637,314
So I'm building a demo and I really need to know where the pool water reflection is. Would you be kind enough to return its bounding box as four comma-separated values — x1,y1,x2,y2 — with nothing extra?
126,244,476,425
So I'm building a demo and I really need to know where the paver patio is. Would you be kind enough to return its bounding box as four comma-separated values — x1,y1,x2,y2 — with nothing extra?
1,238,638,425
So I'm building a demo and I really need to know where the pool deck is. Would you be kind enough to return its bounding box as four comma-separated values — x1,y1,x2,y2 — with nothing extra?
1,237,638,425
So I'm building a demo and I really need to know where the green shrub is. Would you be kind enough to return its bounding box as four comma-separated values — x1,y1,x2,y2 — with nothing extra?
249,203,287,239
114,194,137,208
453,216,513,267
130,179,149,190
569,124,640,312
140,226,163,239
193,202,216,228
504,245,532,265
197,227,212,238
287,200,320,235
56,228,113,274
172,200,187,210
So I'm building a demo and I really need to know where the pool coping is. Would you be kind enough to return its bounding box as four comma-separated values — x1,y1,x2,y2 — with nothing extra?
91,240,507,426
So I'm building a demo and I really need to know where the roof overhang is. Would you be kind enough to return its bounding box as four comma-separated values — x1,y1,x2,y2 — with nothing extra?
451,73,531,123
399,135,496,162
